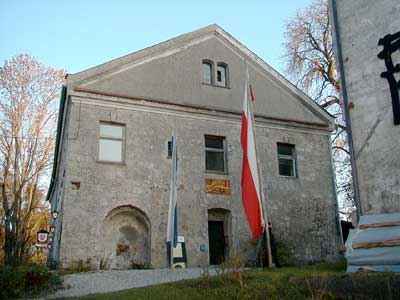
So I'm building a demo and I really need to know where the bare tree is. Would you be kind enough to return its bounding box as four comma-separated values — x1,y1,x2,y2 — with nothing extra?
0,54,65,265
282,0,354,213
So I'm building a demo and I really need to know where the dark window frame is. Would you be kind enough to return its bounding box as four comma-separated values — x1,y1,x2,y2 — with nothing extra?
277,143,297,178
167,140,173,158
216,62,229,87
204,135,228,173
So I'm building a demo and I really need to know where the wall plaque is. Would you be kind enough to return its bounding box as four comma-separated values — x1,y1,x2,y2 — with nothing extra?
205,178,231,195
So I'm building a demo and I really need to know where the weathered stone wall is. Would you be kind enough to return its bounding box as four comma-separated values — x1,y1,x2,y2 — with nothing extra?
331,0,400,214
53,25,342,269
58,94,341,269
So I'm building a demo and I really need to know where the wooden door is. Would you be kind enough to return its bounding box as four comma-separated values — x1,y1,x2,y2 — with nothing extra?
208,221,225,265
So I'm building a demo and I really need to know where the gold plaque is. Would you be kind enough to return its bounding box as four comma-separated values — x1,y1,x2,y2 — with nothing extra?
205,178,231,195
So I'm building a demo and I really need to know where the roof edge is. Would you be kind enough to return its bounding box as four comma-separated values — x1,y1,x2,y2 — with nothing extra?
67,23,335,127
213,26,336,126
67,24,220,84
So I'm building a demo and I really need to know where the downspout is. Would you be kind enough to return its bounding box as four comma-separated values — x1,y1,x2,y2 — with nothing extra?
47,85,67,269
46,85,67,202
330,0,361,221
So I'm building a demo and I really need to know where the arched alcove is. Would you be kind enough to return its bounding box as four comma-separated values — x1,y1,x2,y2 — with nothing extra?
101,205,151,269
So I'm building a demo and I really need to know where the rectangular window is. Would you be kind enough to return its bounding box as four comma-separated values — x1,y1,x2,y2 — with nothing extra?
217,70,222,82
202,61,213,84
216,64,228,87
167,140,173,158
277,143,297,177
99,122,125,163
205,135,227,173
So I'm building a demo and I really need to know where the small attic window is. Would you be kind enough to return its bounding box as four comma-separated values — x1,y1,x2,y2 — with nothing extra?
216,63,229,87
167,140,173,158
202,60,213,84
277,143,297,177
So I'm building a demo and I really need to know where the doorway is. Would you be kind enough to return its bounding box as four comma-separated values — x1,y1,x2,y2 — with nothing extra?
208,221,225,265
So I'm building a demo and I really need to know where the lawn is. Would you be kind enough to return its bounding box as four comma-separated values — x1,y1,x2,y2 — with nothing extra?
47,263,371,300
54,263,399,300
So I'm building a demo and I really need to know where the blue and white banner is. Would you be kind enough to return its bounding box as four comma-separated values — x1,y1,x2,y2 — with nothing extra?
166,128,178,265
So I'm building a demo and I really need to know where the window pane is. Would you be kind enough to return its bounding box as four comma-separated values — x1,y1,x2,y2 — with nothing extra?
278,158,295,176
100,124,123,139
206,151,225,172
277,143,294,156
167,141,173,158
202,63,212,84
216,65,227,86
217,70,222,82
99,139,123,162
205,136,224,149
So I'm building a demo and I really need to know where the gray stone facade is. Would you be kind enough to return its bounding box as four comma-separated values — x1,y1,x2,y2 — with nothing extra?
48,25,341,269
330,0,400,215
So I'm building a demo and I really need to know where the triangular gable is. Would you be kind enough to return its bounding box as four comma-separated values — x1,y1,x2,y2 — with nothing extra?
68,24,334,128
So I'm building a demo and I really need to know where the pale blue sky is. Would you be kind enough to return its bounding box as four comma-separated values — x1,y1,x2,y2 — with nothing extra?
0,0,311,74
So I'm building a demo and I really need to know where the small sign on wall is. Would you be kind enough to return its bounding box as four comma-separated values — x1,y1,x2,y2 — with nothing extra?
205,178,231,195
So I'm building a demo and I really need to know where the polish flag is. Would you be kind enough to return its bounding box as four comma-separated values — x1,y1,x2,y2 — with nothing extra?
241,81,264,239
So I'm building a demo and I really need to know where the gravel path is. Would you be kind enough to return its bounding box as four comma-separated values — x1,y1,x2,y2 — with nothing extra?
48,268,217,299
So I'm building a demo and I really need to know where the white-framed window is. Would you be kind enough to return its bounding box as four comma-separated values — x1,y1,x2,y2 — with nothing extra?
202,60,229,88
205,135,227,173
216,63,229,87
98,122,125,163
277,143,297,177
202,60,213,84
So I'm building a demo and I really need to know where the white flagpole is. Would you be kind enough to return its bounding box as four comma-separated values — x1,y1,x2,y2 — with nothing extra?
246,66,273,268
167,128,178,267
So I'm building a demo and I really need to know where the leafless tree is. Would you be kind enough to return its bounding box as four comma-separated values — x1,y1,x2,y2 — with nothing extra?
0,54,65,265
282,0,354,213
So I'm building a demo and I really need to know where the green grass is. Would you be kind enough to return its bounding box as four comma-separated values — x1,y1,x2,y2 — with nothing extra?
56,263,352,300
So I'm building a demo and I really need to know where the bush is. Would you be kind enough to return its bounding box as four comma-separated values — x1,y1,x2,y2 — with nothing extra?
217,253,247,287
62,258,95,274
0,264,61,299
275,240,293,266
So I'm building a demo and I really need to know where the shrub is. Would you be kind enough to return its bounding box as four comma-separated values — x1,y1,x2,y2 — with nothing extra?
63,258,95,273
99,254,110,270
275,240,293,266
0,264,62,299
218,252,247,287
130,261,148,269
199,264,211,288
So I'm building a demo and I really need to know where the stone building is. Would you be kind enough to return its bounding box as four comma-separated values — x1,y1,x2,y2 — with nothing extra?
329,0,400,216
47,24,341,269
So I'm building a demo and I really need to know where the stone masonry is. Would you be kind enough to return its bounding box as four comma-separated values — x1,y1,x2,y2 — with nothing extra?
48,25,342,269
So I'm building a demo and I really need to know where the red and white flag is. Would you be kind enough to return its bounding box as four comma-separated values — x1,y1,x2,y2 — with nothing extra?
241,81,264,239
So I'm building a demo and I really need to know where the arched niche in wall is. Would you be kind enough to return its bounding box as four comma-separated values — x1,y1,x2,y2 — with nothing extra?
101,205,151,269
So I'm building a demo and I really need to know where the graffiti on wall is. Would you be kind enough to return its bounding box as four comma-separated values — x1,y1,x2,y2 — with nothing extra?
378,31,400,125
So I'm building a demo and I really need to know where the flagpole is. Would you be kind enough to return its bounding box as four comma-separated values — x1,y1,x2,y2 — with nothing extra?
167,126,178,267
246,67,273,268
